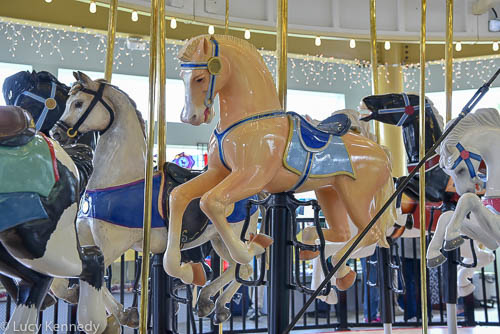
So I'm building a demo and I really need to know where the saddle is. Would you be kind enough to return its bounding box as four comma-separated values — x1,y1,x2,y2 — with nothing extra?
0,106,36,146
164,161,203,184
317,113,351,137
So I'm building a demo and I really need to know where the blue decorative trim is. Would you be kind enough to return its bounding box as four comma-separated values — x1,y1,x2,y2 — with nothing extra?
14,82,57,131
451,142,482,179
290,152,313,192
214,111,286,170
0,192,49,232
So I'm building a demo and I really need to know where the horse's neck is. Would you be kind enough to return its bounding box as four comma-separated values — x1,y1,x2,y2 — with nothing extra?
217,55,281,130
470,129,500,197
87,93,146,190
402,115,442,163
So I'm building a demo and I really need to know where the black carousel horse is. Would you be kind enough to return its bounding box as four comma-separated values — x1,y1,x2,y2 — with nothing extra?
361,93,457,216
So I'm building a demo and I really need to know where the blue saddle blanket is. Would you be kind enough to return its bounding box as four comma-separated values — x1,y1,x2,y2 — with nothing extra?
79,174,259,229
0,192,49,232
283,112,355,181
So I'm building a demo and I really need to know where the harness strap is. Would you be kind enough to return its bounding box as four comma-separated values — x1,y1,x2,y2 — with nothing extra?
451,142,482,179
214,111,286,170
378,93,431,126
14,82,58,131
62,83,115,138
180,38,221,109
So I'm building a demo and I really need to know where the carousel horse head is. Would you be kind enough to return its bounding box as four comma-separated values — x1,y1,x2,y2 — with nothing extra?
2,70,70,135
439,108,500,195
178,34,277,126
178,35,229,125
50,71,117,144
360,93,440,127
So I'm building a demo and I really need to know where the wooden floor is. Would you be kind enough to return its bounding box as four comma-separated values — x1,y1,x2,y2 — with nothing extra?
294,327,499,333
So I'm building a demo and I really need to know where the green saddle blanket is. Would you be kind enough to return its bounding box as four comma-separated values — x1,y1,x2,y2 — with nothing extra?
0,135,56,197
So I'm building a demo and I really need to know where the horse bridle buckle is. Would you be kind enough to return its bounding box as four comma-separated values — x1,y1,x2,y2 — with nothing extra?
207,57,222,75
67,127,78,138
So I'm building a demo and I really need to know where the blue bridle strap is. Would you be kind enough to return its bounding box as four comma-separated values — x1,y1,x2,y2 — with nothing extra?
451,142,482,179
14,81,57,131
378,93,431,127
180,38,220,109
214,111,286,170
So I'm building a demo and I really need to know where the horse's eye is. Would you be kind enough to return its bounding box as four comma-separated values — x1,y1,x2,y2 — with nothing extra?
75,101,83,108
196,77,204,83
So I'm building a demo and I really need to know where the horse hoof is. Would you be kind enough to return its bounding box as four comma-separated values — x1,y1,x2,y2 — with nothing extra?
213,307,231,324
102,315,121,334
197,298,215,318
40,292,57,311
299,250,320,260
120,307,140,328
249,233,273,256
458,283,475,297
191,262,207,286
443,236,464,251
336,269,356,291
427,253,447,268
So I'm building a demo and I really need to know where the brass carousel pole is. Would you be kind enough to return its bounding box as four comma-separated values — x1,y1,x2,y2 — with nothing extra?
158,0,166,166
225,0,229,35
369,0,380,139
104,0,118,82
444,2,458,334
277,0,287,110
419,0,429,333
140,0,159,333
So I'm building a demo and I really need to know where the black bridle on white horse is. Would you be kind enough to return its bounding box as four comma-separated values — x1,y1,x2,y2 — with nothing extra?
55,82,114,138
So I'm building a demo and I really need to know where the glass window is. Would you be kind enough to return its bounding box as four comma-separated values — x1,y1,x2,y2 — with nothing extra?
58,69,185,123
0,62,33,105
427,87,500,121
287,89,345,121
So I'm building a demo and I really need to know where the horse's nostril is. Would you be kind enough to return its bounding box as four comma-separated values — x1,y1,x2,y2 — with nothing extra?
190,114,197,122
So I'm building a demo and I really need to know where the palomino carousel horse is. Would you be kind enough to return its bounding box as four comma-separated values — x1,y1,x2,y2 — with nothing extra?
165,34,396,291
361,93,494,296
49,71,261,325
427,108,500,270
0,106,111,334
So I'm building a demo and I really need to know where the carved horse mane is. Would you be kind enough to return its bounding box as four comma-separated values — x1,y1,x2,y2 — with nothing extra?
440,108,500,170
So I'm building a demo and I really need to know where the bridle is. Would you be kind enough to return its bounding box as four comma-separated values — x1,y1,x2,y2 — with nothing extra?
14,81,58,131
180,38,222,109
378,93,431,126
451,142,482,179
55,82,114,138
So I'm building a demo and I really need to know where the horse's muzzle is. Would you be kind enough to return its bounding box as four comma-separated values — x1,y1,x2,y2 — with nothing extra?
50,121,77,145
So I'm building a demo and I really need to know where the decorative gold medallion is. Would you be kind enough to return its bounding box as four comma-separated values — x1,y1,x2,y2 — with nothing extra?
207,57,222,75
45,98,57,110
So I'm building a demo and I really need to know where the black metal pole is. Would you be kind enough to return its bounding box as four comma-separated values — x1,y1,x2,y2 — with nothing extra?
285,68,500,333
444,249,458,334
268,193,292,334
152,254,175,334
336,290,349,330
378,247,393,331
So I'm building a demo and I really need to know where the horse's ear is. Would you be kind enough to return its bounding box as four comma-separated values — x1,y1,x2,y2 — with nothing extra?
75,71,92,86
202,36,210,56
30,70,37,80
73,71,79,81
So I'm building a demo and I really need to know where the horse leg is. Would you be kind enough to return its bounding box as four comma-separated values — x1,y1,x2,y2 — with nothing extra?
300,187,350,260
426,211,453,267
164,170,226,285
445,193,500,250
200,171,274,266
0,243,53,334
457,241,495,297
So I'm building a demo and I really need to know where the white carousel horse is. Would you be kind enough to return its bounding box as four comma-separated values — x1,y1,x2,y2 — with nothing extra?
0,106,110,334
472,0,500,15
49,71,260,325
427,108,500,284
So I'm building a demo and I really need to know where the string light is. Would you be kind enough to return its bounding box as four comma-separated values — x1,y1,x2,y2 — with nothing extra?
493,42,499,51
89,1,97,14
44,0,52,3
208,25,215,35
170,18,177,29
131,11,139,22
455,42,462,52
384,41,391,50
314,36,321,47
244,29,251,40
349,39,356,49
